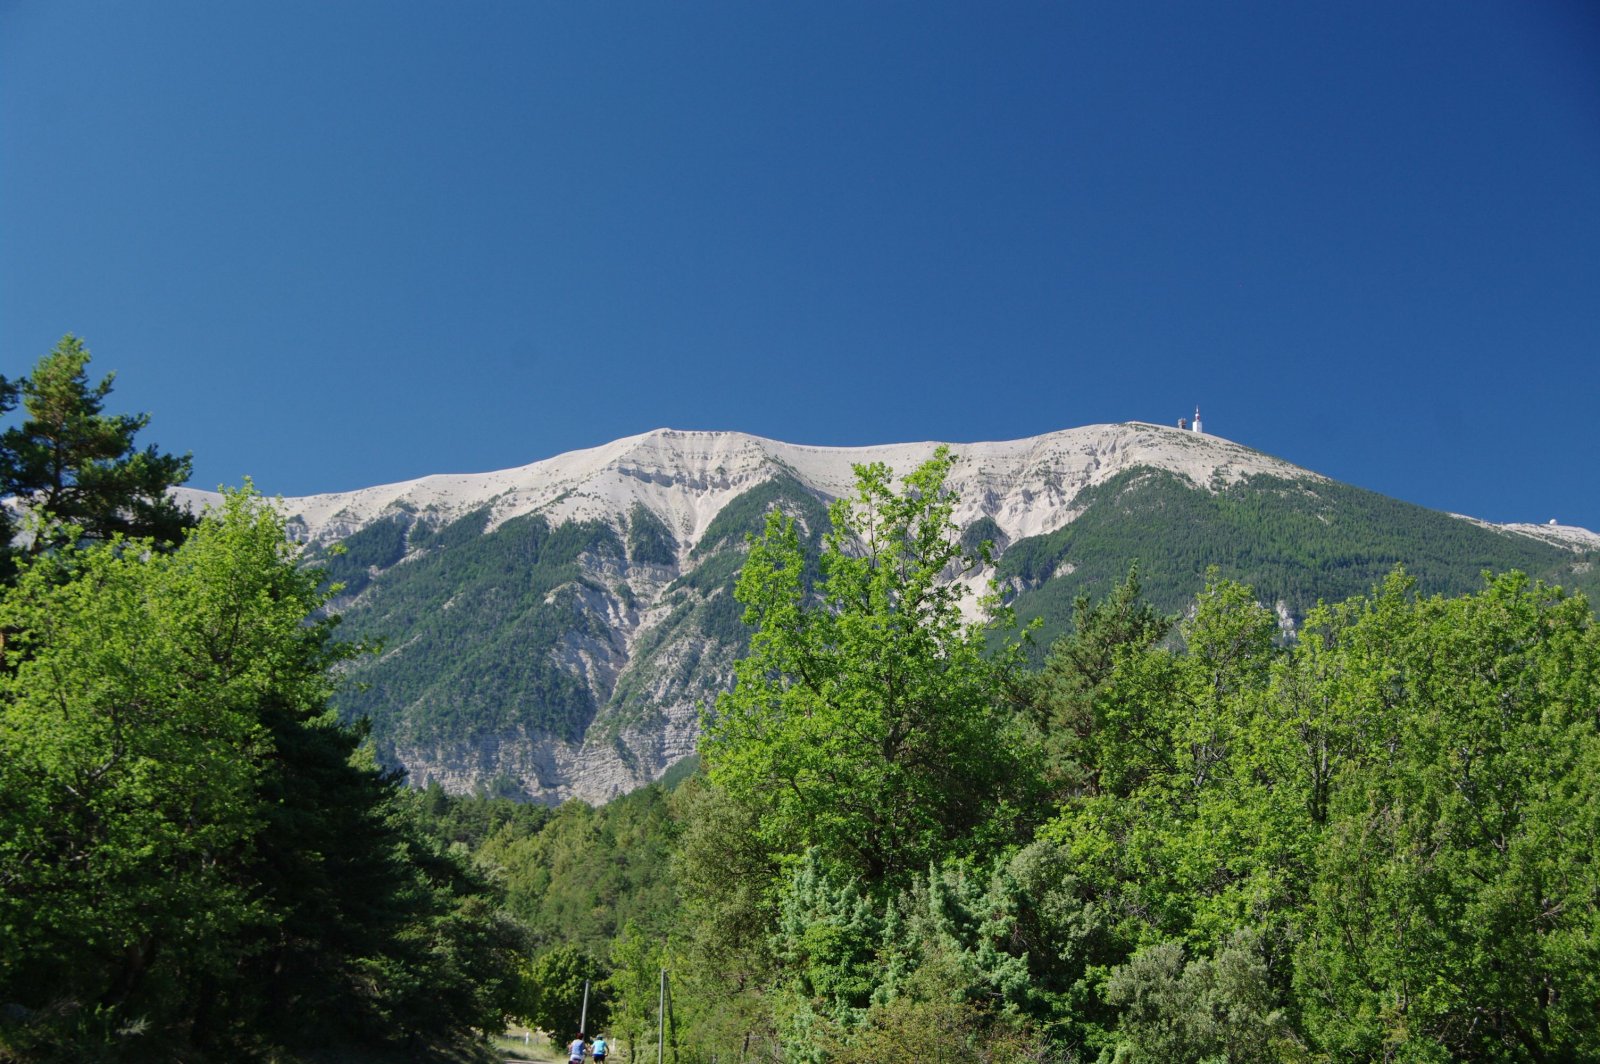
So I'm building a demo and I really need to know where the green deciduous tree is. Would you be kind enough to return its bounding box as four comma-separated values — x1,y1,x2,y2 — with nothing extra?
667,775,783,1060
702,447,1037,891
605,924,670,1061
1039,573,1290,959
1293,572,1600,1061
1034,568,1600,1059
0,491,318,1055
523,943,607,1046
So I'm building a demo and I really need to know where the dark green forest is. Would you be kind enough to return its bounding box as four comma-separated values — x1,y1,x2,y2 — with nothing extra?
321,508,625,750
4,339,1598,1062
998,466,1600,650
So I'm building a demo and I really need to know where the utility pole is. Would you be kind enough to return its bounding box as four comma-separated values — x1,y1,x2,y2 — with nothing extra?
657,968,667,1064
581,978,590,1037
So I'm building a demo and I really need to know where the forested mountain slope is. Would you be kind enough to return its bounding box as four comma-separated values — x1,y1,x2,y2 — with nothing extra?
189,424,1596,802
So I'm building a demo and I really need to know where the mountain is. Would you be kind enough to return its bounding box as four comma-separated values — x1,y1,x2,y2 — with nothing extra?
184,424,1599,804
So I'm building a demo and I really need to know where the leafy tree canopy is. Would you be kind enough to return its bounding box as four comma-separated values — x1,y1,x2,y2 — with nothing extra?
702,446,1040,891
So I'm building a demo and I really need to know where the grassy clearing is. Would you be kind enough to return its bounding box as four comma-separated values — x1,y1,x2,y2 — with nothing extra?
491,1030,566,1062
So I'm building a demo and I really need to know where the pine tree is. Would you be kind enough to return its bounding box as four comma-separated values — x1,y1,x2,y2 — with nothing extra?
0,336,193,569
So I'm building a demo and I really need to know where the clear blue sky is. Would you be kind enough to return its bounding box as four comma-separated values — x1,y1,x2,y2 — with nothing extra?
3,2,1598,529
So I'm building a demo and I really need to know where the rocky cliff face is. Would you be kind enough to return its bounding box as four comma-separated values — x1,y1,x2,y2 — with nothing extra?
176,423,1595,804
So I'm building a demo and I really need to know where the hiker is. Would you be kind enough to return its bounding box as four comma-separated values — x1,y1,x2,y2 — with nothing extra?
568,1033,587,1062
592,1033,609,1062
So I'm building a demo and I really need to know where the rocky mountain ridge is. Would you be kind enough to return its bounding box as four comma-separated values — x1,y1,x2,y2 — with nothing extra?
198,422,1314,548
177,424,1598,804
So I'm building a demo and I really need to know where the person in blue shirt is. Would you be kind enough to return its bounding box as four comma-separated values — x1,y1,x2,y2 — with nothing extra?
568,1033,587,1062
591,1033,609,1061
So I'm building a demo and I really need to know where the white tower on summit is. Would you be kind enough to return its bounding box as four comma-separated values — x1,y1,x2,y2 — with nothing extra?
1192,406,1203,434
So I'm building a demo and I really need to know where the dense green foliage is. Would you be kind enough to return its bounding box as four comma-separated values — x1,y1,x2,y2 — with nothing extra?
319,513,411,597
0,491,522,1062
631,462,1600,1062
1000,467,1599,650
480,785,679,957
961,513,1007,556
407,780,681,1050
689,473,829,561
410,780,553,849
704,447,1034,890
627,502,678,567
